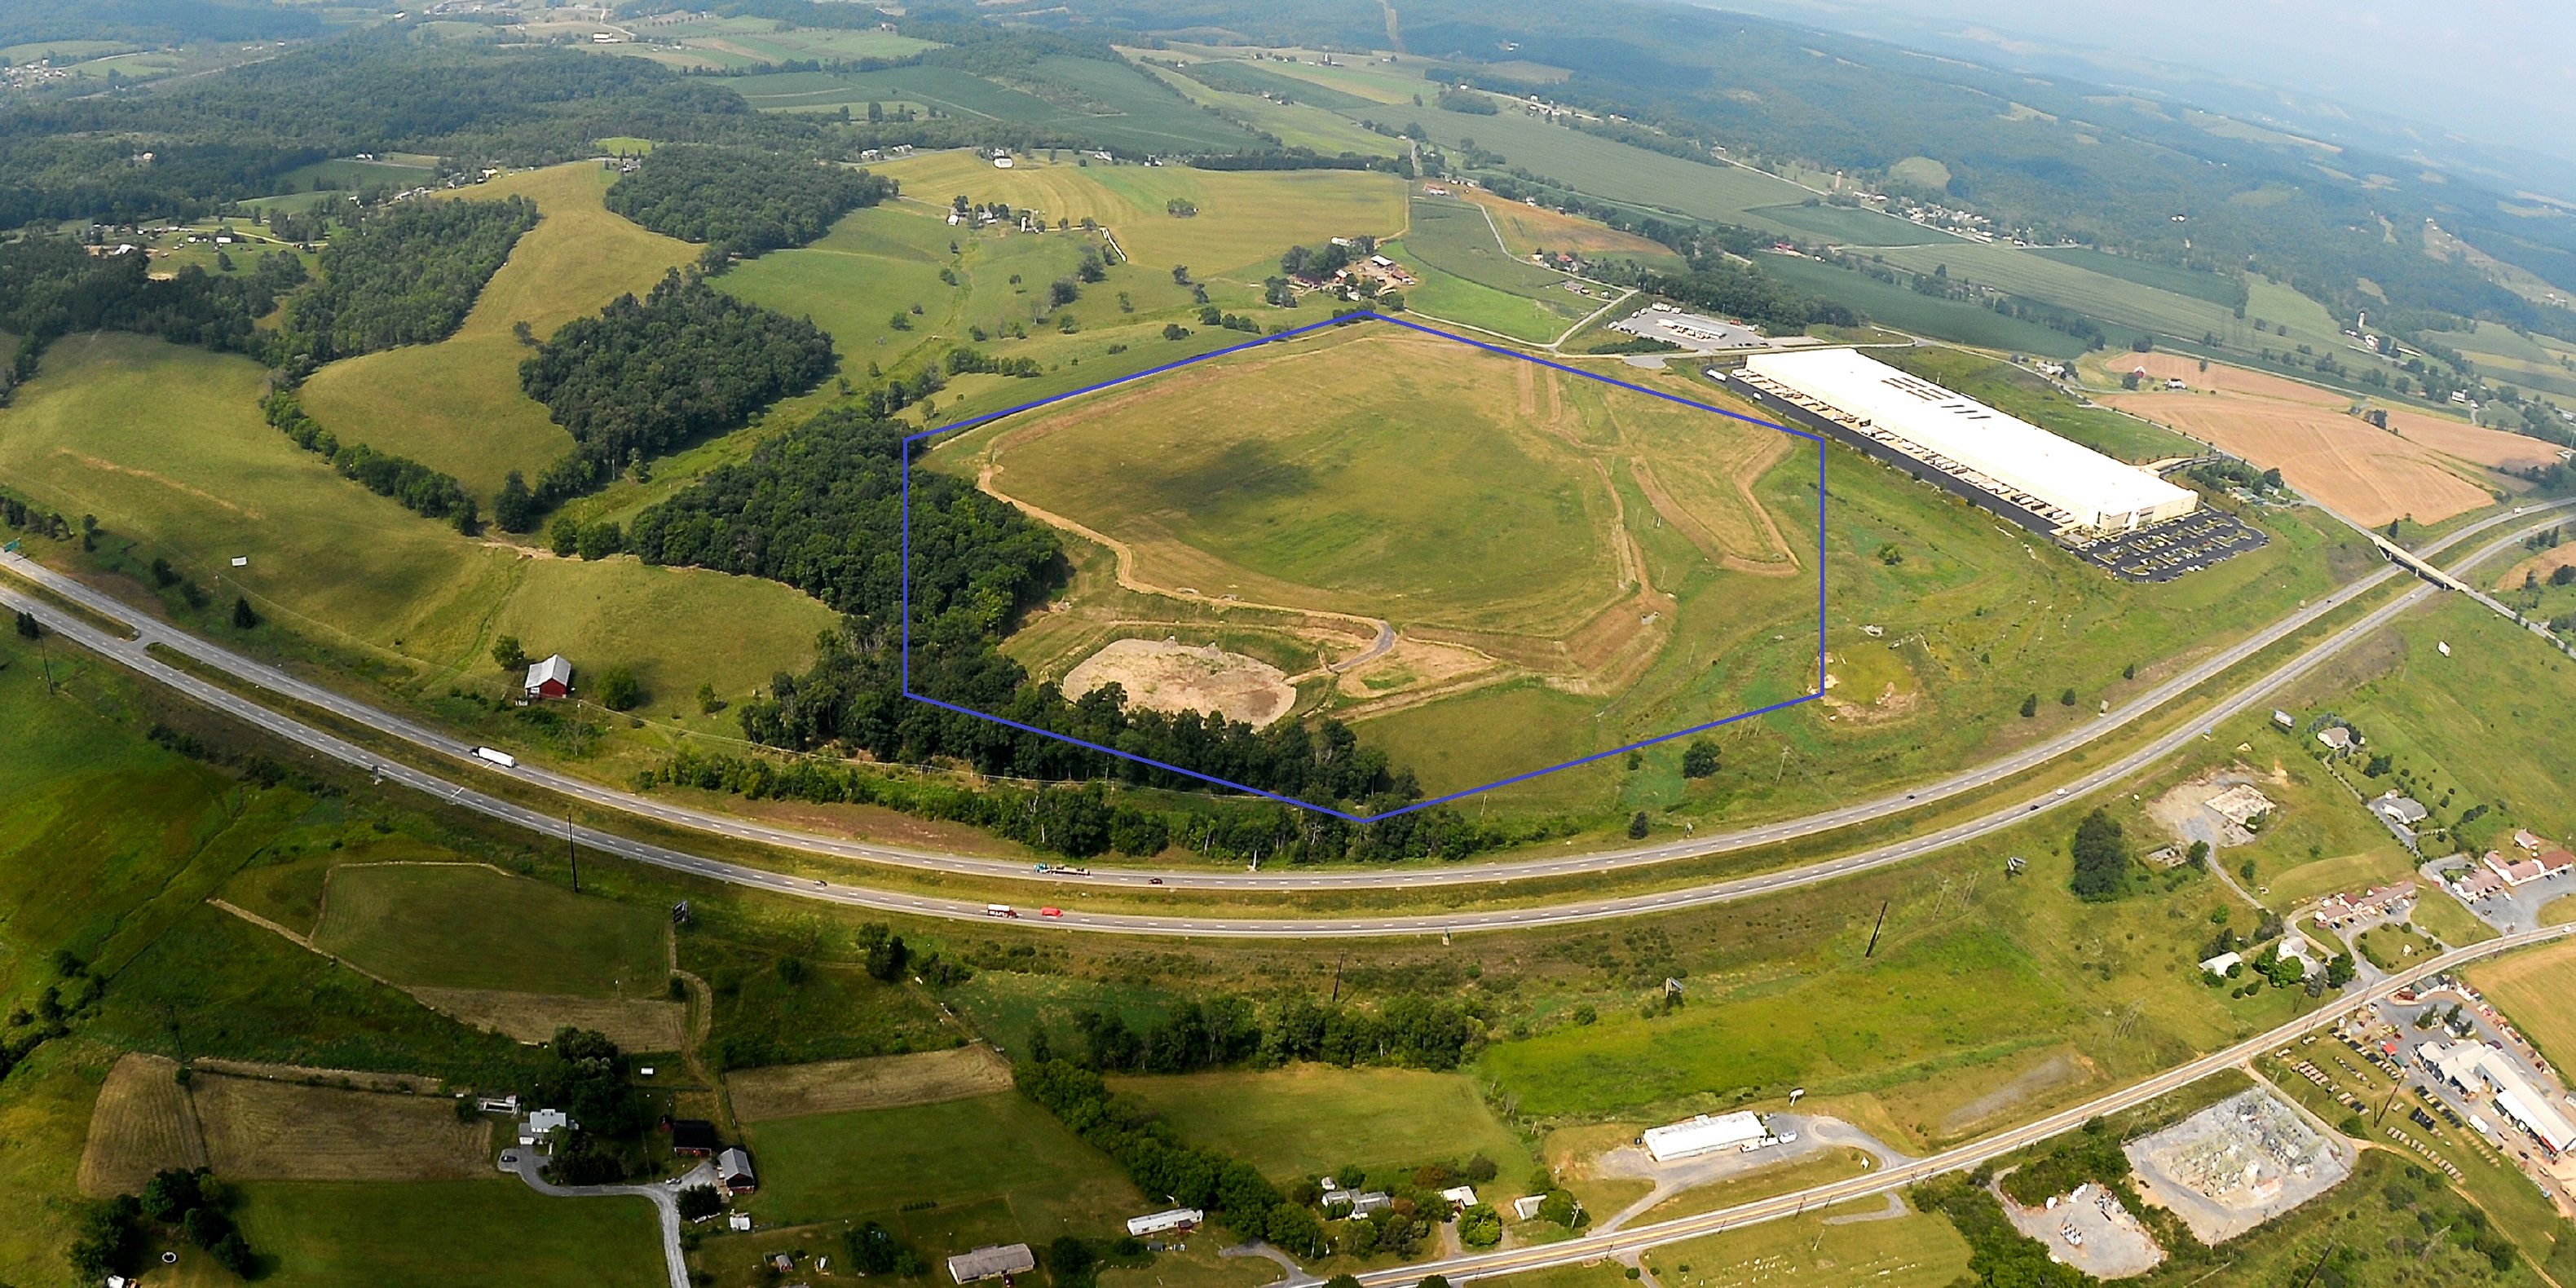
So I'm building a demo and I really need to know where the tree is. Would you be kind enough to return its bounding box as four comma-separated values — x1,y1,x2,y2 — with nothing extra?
494,470,536,532
1626,811,1649,839
1679,738,1718,779
2186,839,2210,867
2067,808,2128,901
696,681,723,714
1162,323,1190,340
2555,564,2576,587
1876,542,1902,565
230,596,258,629
1456,1205,1502,1247
676,1184,723,1220
12,609,34,640
2019,693,2039,718
2059,687,2077,706
2326,953,2357,988
549,514,580,557
492,635,528,670
858,923,909,981
1266,1202,1326,1257
576,520,623,561
596,665,641,711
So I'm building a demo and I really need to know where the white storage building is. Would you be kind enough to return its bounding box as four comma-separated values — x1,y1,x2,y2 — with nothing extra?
1642,1111,1767,1162
1126,1208,1203,1237
1739,348,2196,534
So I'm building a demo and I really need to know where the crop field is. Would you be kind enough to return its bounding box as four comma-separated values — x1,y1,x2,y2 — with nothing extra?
872,150,1407,278
298,162,695,496
1748,200,1944,246
1109,1065,1537,1180
1458,187,1684,267
311,863,668,998
1757,254,2096,358
1881,346,2200,463
187,1073,493,1180
737,1092,1143,1233
2097,355,2539,525
1145,61,1404,157
942,324,1817,789
78,1052,208,1198
0,331,837,710
2465,939,2576,1074
2029,247,2246,307
732,59,1263,153
220,1179,666,1288
2449,321,2576,399
1637,1206,1973,1288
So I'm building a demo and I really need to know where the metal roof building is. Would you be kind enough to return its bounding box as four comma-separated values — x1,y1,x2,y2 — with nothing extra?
1739,348,2197,534
947,1244,1036,1284
1642,1111,1767,1162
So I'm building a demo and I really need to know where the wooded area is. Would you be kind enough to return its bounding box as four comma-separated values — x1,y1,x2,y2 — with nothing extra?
280,196,538,365
604,144,894,260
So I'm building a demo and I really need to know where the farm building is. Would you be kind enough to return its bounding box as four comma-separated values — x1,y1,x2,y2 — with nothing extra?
669,1118,718,1156
1642,1111,1768,1162
524,654,574,699
718,1146,756,1191
946,1244,1036,1284
1734,348,2197,536
1126,1208,1203,1237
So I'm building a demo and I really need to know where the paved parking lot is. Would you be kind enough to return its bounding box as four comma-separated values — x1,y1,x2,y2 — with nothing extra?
2072,509,2269,581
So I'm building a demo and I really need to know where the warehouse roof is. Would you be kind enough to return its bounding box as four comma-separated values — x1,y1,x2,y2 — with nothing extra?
1642,1111,1767,1161
1743,348,2194,529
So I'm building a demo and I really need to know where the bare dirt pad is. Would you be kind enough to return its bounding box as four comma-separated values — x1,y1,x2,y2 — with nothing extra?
727,1045,1014,1123
79,1052,209,1198
407,986,688,1052
189,1074,492,1181
1061,637,1298,727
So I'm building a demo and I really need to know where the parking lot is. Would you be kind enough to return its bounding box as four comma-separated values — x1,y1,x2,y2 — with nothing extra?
1608,307,1767,353
2422,857,2576,933
2071,509,2269,581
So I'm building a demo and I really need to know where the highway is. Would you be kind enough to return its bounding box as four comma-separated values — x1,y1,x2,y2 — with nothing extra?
2,497,2566,905
1349,924,2574,1286
1,507,2565,937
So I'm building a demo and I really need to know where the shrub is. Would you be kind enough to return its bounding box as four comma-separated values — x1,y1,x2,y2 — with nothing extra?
596,665,641,712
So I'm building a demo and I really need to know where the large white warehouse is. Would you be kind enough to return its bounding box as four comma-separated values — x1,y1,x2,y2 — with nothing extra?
1738,348,2196,535
1641,1111,1768,1162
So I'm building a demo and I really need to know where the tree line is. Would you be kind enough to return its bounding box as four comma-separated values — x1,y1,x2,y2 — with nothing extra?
603,143,895,263
517,269,836,508
0,236,306,393
1059,992,1479,1074
263,390,477,531
276,195,538,367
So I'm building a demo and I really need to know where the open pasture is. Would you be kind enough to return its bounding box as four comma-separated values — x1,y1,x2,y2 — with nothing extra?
225,1179,666,1288
1638,1205,1973,1288
2465,938,2576,1074
1143,59,1403,157
736,1092,1142,1231
1459,186,1685,266
1758,254,2095,358
297,162,695,496
311,863,668,999
1109,1065,1537,1180
873,150,1407,278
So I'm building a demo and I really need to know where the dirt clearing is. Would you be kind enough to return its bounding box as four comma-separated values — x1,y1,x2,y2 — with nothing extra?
727,1044,1015,1123
407,986,688,1052
79,1052,210,1197
1062,637,1298,726
189,1074,492,1180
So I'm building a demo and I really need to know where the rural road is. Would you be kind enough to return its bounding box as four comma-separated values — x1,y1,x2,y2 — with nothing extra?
502,1148,704,1288
1342,924,2574,1286
0,506,2563,937
2,496,2566,909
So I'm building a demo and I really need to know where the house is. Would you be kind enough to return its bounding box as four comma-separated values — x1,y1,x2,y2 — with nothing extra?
670,1118,719,1156
2312,881,2415,928
524,654,574,699
2368,793,2428,849
2317,726,2354,753
1439,1186,1478,1210
1126,1208,1202,1237
718,1146,756,1191
519,1108,572,1145
2514,829,2548,854
1348,1191,1393,1217
1513,1195,1547,1221
946,1244,1036,1284
2483,848,2573,887
2455,866,2510,901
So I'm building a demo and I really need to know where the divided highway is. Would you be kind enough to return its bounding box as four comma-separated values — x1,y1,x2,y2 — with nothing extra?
1350,924,2572,1286
0,501,2565,937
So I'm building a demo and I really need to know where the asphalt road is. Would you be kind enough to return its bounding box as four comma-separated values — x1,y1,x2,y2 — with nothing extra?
1345,924,2574,1286
2,497,2565,904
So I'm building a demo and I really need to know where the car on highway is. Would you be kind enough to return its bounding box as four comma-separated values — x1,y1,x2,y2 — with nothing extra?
1042,906,1063,917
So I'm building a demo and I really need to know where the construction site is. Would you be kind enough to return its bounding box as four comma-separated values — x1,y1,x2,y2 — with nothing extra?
2125,1089,2355,1244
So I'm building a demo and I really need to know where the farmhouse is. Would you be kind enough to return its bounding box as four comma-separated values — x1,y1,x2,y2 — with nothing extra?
524,654,574,699
718,1146,756,1191
946,1244,1036,1284
1126,1208,1203,1237
1733,347,2197,536
1642,1111,1767,1162
519,1108,572,1145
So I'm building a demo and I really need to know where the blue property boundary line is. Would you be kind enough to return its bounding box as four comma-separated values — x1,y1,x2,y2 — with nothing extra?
900,311,1828,823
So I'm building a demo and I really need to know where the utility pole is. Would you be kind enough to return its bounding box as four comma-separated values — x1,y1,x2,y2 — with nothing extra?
567,818,580,893
1864,900,1889,958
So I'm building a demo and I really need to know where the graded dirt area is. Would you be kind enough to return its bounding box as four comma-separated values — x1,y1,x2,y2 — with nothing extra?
78,1052,210,1198
727,1044,1016,1123
1994,1179,2164,1277
2099,354,2552,526
189,1074,493,1180
1061,637,1299,727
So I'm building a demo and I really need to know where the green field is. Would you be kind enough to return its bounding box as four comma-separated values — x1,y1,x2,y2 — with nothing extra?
298,162,695,496
737,1092,1141,1235
227,1179,666,1288
1758,254,2096,357
1149,62,1402,157
2030,246,2246,307
0,1039,117,1287
733,58,1263,153
1390,197,1590,341
1639,1202,1971,1288
1747,201,1947,247
311,864,669,998
1109,1065,1537,1180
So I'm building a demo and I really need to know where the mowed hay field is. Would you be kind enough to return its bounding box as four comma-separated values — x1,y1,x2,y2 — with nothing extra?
871,150,1407,276
2471,938,2576,1079
1462,187,1685,267
311,864,667,997
0,331,837,702
2100,355,2538,525
218,1178,666,1288
188,1074,492,1180
77,1052,207,1197
298,163,696,496
727,1043,1013,1123
1109,1065,1537,1180
1637,1206,1974,1288
737,1091,1145,1235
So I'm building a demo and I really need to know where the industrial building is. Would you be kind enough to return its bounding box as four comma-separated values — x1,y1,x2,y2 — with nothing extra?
1642,1111,1768,1162
2417,1041,2576,1154
1731,348,2199,537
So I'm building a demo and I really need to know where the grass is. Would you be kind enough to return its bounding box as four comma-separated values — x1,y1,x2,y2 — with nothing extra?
1145,61,1404,157
1757,254,2095,358
734,60,1264,154
297,162,696,496
715,203,957,382
0,1039,120,1287
0,329,838,716
2028,247,2245,307
1872,245,2349,358
219,1178,667,1288
736,1092,1143,1234
686,936,962,1072
1638,1202,1971,1288
2464,938,2576,1075
310,863,669,998
1109,1065,1537,1180
1746,201,1939,246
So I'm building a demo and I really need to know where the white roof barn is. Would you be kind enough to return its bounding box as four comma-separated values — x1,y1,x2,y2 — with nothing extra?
1642,1111,1767,1162
524,653,574,697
